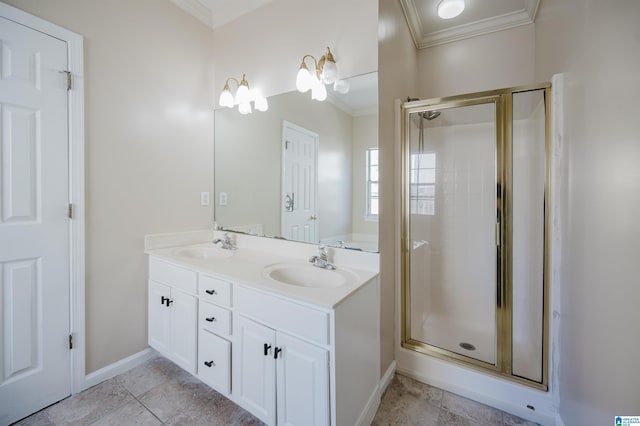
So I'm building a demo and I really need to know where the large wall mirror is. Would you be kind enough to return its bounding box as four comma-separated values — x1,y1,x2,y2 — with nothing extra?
214,72,378,251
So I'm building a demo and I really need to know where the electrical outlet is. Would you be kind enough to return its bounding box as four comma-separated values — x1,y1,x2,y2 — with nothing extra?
219,192,228,206
200,192,210,206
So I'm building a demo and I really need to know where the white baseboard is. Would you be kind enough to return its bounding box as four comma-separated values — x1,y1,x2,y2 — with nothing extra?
379,360,396,395
356,361,396,426
83,348,157,390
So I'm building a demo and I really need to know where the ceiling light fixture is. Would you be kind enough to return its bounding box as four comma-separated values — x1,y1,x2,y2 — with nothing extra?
296,47,348,101
437,0,465,19
218,74,269,114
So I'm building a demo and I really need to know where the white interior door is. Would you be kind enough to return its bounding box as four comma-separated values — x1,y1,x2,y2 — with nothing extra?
281,121,318,243
0,17,71,425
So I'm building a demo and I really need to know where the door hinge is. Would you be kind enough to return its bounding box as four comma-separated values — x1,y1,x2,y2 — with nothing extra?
64,70,72,90
68,203,74,219
69,334,74,350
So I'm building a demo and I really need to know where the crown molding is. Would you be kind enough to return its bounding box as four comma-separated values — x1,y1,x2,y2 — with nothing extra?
400,0,540,49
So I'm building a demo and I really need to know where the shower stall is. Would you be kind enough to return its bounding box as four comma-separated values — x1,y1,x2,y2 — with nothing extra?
401,83,550,389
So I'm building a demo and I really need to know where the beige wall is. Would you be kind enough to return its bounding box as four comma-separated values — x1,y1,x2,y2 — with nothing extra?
4,0,215,373
378,0,419,376
535,0,640,423
416,24,535,99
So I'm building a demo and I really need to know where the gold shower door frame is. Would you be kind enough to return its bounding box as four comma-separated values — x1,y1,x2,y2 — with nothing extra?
400,83,551,390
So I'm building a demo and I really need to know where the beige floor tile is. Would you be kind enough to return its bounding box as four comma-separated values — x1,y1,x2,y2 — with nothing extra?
373,379,441,426
393,373,444,407
12,410,55,426
46,379,134,426
441,392,502,426
503,411,540,426
437,409,479,426
115,355,186,397
89,400,161,426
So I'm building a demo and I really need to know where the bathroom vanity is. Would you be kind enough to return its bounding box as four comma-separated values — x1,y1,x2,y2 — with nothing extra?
145,231,380,426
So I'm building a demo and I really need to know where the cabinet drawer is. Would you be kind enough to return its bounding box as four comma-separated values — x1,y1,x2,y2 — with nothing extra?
149,257,197,294
199,274,232,307
198,330,231,395
199,300,232,337
235,286,329,345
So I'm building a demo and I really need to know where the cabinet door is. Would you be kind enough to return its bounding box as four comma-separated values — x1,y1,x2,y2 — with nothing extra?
198,329,231,395
276,333,329,426
148,281,171,356
169,289,197,374
234,315,276,425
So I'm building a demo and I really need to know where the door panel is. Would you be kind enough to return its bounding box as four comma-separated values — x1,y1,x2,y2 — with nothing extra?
282,122,318,243
0,16,70,425
276,333,329,426
169,289,197,374
148,281,171,356
233,315,276,425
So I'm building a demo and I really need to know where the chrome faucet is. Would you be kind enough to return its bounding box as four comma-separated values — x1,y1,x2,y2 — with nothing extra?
213,233,236,250
309,246,336,270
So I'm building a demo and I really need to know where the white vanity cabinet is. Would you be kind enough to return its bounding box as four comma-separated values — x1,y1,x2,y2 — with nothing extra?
233,315,329,426
148,259,198,374
147,250,380,426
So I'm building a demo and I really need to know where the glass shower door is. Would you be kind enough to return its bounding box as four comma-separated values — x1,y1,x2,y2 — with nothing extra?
405,99,499,366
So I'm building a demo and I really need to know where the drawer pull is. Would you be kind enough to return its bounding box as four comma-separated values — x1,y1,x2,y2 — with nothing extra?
263,343,272,356
205,289,217,295
274,347,282,360
205,316,216,322
204,360,215,368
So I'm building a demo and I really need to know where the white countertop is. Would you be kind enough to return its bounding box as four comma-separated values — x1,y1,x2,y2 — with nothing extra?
145,242,379,309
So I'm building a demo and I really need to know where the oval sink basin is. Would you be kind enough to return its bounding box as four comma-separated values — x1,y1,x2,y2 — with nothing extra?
172,245,233,260
264,263,358,288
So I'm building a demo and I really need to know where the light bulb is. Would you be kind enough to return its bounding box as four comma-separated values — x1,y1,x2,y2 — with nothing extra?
333,79,350,94
437,0,465,19
235,83,250,105
238,101,252,115
311,81,327,101
219,85,234,108
296,64,312,93
321,48,338,84
254,95,269,112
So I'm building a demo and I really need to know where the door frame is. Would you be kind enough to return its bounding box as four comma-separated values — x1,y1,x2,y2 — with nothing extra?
0,3,86,394
280,120,319,241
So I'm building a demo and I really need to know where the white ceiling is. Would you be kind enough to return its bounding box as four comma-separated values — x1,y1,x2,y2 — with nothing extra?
400,0,539,49
170,0,272,29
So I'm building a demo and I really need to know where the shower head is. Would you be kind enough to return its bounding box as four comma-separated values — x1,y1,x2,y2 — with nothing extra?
422,110,441,120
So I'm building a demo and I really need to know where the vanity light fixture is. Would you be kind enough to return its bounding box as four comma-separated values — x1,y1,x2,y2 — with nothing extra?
437,0,465,19
219,74,269,114
296,47,348,101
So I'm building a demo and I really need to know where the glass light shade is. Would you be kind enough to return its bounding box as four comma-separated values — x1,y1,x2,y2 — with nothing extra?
235,83,250,104
254,95,269,112
333,79,350,94
311,81,327,101
296,66,312,93
321,59,338,84
219,89,234,108
437,0,465,19
238,101,252,115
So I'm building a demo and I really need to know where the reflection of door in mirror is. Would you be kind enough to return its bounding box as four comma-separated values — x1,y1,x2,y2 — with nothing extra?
281,121,318,243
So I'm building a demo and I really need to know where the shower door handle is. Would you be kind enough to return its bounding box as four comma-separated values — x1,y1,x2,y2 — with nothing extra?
496,222,501,247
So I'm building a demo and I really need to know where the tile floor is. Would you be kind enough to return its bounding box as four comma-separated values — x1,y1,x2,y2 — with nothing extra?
15,356,538,426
